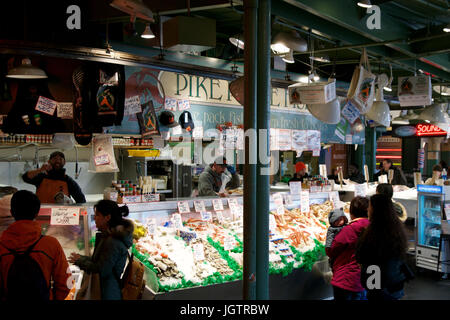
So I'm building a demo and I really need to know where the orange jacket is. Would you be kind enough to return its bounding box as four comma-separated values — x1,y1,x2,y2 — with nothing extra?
0,220,70,300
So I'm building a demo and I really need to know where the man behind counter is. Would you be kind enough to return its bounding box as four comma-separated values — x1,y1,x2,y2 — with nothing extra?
288,161,309,184
23,151,86,204
198,156,240,197
373,158,407,186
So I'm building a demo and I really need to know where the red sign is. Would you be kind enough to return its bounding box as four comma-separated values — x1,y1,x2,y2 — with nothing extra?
416,124,447,136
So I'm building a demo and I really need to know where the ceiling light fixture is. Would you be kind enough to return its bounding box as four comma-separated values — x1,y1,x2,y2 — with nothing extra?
229,34,244,50
419,103,450,131
282,49,295,64
141,23,155,39
309,55,330,63
443,24,450,33
6,58,48,79
357,0,372,8
384,63,393,92
271,30,307,55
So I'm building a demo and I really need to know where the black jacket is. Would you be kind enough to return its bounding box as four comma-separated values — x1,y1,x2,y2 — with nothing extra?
348,171,366,184
22,169,86,203
374,167,407,185
288,172,309,184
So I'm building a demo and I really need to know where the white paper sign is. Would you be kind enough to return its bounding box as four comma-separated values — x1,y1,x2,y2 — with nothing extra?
329,191,340,206
276,205,285,215
50,207,80,225
194,200,206,213
178,99,191,111
94,154,110,166
228,198,239,207
223,236,236,251
178,201,191,214
172,213,183,229
378,175,388,184
200,211,212,222
290,182,302,195
307,130,321,151
124,95,142,116
272,193,284,207
172,125,182,136
300,191,310,213
146,218,156,235
284,194,293,206
216,211,224,223
319,165,327,178
192,243,205,261
291,130,307,151
213,199,224,211
354,184,367,197
278,129,292,151
229,202,240,216
35,96,58,115
341,100,361,124
269,214,277,231
57,103,73,119
164,97,177,111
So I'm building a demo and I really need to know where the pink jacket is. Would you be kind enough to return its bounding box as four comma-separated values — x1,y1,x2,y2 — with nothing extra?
325,218,370,292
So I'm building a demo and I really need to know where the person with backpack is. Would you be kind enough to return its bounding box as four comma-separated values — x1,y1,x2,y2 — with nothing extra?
0,190,70,300
68,200,135,300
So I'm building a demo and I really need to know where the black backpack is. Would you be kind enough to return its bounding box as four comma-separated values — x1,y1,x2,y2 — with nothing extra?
0,235,50,300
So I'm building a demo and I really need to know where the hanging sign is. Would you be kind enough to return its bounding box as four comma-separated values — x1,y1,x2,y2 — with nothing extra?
213,199,224,211
278,129,292,150
194,200,206,213
291,130,307,151
341,100,360,124
398,75,432,107
335,118,349,141
35,96,58,116
415,124,447,136
177,201,190,214
50,207,80,226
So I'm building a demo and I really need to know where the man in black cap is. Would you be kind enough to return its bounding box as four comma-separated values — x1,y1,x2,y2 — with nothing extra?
198,156,240,197
22,151,86,204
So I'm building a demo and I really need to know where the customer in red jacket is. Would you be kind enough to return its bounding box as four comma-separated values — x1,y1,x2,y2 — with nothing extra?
0,190,70,300
326,196,370,300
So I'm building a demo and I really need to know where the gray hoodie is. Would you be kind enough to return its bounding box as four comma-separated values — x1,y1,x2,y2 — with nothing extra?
198,166,240,197
325,208,348,248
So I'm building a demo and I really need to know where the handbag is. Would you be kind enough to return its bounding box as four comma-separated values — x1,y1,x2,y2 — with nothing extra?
75,272,102,300
347,48,376,114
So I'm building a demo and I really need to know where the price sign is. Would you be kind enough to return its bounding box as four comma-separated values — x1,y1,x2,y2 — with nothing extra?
290,182,302,195
223,236,236,251
300,191,310,213
229,202,240,217
193,126,204,139
172,213,183,229
146,218,156,235
329,191,340,206
142,193,160,202
57,103,73,119
276,205,285,215
94,154,110,166
272,193,284,207
192,243,205,261
50,207,80,225
228,198,239,207
200,211,212,222
269,214,277,231
124,95,142,115
354,183,367,197
35,96,57,115
213,199,224,211
216,211,224,223
194,200,206,213
177,201,191,214
378,175,388,184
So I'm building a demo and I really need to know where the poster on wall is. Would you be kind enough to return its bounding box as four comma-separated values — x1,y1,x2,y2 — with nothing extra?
307,130,321,151
270,128,279,151
291,130,307,151
164,97,177,111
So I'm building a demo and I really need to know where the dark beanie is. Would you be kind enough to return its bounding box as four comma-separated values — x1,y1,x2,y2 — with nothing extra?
49,151,65,160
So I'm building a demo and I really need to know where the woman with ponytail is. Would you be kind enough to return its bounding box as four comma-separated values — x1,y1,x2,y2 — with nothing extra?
68,200,134,300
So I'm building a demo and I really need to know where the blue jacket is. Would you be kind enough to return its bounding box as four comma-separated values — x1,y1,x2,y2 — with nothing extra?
75,219,134,300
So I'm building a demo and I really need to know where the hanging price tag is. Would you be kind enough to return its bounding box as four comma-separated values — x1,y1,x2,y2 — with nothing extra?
300,191,310,213
50,207,80,225
172,213,183,229
200,211,212,222
216,211,224,223
354,183,368,197
192,243,205,261
290,182,302,195
269,214,277,231
146,218,156,235
223,236,236,251
194,200,206,213
177,201,190,214
213,199,224,211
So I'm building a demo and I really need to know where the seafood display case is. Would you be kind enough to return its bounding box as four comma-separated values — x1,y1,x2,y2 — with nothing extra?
99,191,338,300
416,185,450,272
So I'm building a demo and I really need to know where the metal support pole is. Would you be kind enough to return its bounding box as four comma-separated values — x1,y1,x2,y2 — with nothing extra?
365,127,377,181
243,0,258,300
256,0,270,300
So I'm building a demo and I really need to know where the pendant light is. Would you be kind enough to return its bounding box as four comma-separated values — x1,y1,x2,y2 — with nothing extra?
444,24,450,33
418,103,450,131
271,30,307,55
7,58,47,79
141,23,155,39
384,64,393,92
229,34,245,50
282,49,295,64
357,0,372,8
392,110,409,125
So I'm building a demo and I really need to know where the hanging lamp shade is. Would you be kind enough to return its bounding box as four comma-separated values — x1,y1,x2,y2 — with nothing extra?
141,24,155,39
419,103,450,131
229,34,245,50
229,76,245,106
392,110,409,125
271,30,307,54
7,58,47,79
366,85,391,127
306,98,341,124
282,49,295,63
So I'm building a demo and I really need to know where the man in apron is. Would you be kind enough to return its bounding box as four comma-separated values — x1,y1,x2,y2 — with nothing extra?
22,151,86,204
